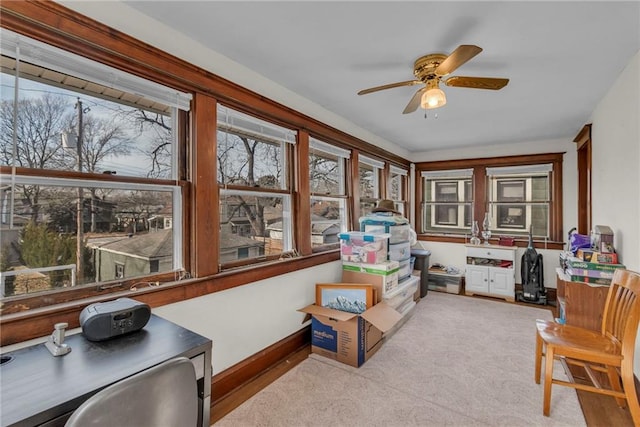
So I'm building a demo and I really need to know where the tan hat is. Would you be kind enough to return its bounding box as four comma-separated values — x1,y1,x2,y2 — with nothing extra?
371,199,400,215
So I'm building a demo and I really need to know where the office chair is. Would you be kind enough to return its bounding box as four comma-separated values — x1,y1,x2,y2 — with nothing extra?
65,357,198,427
535,269,640,425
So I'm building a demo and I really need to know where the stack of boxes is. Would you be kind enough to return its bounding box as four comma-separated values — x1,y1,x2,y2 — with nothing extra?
339,231,402,301
565,225,624,286
298,230,404,368
565,258,625,286
356,214,420,315
299,222,420,368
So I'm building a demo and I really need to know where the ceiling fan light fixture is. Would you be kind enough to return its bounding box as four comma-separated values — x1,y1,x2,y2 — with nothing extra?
421,87,446,109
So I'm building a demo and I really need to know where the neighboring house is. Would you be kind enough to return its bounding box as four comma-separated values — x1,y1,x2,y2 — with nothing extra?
89,229,173,282
219,223,265,262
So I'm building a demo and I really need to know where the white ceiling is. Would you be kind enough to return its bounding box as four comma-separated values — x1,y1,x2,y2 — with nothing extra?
72,1,640,155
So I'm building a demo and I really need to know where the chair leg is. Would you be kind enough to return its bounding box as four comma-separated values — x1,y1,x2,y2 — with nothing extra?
543,345,554,417
620,362,640,426
606,365,626,408
535,331,543,384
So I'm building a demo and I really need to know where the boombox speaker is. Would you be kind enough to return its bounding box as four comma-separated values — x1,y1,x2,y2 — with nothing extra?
79,297,151,342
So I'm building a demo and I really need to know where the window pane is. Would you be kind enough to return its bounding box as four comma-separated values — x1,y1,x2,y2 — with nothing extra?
310,151,344,195
310,196,346,249
1,182,177,297
219,191,291,263
489,173,550,238
423,177,472,232
1,66,174,179
359,163,378,199
217,107,291,190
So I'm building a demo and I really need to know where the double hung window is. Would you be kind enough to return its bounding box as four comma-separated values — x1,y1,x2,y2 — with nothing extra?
217,105,295,266
0,29,189,297
487,164,552,238
389,165,409,215
421,169,473,232
309,137,349,250
358,155,384,216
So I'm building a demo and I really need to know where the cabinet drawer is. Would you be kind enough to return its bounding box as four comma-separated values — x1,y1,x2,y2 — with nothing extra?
466,246,515,260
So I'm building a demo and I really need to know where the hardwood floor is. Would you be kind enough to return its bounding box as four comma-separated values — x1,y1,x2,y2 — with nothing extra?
210,343,633,426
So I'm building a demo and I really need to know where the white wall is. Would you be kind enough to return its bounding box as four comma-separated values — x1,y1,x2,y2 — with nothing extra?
588,49,640,375
590,50,640,272
154,261,342,375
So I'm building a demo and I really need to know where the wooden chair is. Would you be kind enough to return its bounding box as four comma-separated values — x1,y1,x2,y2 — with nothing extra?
535,269,640,425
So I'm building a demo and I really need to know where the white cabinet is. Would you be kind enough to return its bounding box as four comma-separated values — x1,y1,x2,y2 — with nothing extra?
465,244,517,302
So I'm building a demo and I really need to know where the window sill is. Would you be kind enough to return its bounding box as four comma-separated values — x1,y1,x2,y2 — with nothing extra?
417,234,565,250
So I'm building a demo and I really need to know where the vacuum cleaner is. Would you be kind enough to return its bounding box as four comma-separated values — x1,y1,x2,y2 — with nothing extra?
516,226,547,305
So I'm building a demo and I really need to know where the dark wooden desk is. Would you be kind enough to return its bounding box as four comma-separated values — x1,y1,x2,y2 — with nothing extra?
0,314,212,427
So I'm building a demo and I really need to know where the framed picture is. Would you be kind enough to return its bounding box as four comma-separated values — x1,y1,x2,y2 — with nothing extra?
316,283,375,314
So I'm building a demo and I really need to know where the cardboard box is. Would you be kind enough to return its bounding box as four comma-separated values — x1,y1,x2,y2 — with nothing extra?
342,261,400,301
566,258,625,272
299,302,402,367
576,250,618,264
566,268,615,279
570,275,611,286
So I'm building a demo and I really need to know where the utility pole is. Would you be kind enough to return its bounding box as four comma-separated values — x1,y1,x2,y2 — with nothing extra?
75,98,84,283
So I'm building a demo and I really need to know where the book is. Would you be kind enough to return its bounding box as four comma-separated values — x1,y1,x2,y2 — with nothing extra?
566,257,625,272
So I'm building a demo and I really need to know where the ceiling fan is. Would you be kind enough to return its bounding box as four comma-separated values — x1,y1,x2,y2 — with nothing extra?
357,45,509,114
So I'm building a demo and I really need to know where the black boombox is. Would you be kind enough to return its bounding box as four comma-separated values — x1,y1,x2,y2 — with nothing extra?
79,298,151,342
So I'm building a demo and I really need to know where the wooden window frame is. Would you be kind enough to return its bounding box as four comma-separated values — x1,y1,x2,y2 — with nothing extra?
415,152,564,249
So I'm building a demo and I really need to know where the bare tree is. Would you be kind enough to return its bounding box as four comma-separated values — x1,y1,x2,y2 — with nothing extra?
0,94,73,221
119,109,172,178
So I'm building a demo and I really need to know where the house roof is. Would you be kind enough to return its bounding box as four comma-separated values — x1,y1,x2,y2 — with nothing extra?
96,229,173,259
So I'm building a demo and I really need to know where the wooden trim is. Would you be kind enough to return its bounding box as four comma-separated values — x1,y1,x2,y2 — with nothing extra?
210,326,310,408
295,131,312,256
574,124,592,235
350,150,361,230
192,93,219,278
415,152,564,170
416,235,564,250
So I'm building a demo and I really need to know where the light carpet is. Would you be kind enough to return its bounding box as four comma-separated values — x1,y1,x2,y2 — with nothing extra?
215,292,586,426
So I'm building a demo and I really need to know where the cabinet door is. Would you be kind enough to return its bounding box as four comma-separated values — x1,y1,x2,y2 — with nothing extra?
488,267,514,297
466,266,489,293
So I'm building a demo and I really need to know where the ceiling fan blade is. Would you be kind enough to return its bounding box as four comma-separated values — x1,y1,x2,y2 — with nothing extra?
402,87,427,114
435,45,483,76
358,80,421,95
444,76,509,90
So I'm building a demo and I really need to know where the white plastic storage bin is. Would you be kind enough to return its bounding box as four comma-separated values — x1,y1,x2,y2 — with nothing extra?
398,259,411,280
382,275,419,310
360,218,411,244
389,241,411,262
339,231,389,264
